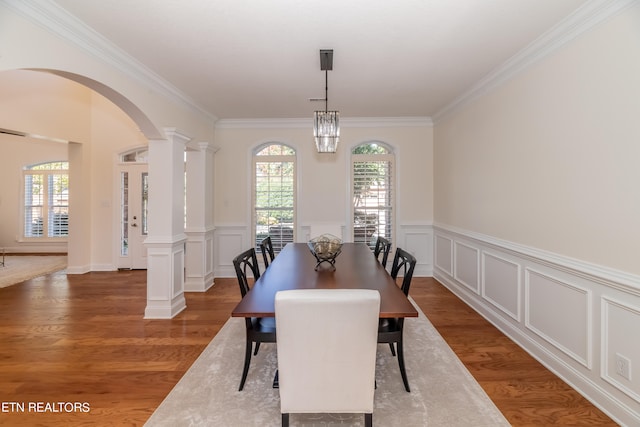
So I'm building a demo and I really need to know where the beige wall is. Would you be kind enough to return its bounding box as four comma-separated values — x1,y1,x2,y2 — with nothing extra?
0,70,88,251
0,70,147,265
213,122,433,235
434,4,640,275
88,91,149,266
0,69,91,141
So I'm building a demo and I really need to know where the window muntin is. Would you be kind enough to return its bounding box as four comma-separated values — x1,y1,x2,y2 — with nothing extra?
351,143,394,249
23,161,69,239
253,143,296,254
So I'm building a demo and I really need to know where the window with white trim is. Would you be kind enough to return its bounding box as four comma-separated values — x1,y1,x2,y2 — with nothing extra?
351,142,394,249
23,161,69,239
253,143,296,253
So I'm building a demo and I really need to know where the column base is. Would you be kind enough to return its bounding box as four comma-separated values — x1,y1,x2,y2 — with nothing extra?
144,235,187,319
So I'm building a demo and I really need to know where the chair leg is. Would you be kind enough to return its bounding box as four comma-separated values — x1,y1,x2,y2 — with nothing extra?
389,342,396,356
282,413,289,427
239,339,252,391
365,413,372,427
397,339,410,392
254,341,261,356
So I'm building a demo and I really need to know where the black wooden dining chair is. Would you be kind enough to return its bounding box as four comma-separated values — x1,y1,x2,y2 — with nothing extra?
373,236,392,269
232,248,277,391
259,236,276,268
378,247,417,392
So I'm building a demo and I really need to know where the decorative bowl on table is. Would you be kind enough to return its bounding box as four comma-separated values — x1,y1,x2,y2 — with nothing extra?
307,234,343,270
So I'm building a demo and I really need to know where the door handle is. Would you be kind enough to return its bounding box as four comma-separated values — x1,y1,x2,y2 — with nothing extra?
131,223,138,227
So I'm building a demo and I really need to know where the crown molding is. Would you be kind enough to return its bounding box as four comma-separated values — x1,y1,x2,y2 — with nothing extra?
215,118,310,129
433,0,637,124
1,0,217,123
343,117,433,128
215,116,433,129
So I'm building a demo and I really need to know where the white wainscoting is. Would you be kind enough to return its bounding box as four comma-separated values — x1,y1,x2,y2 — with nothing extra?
435,234,453,276
454,241,480,294
601,297,640,405
525,267,592,369
433,224,640,426
214,223,434,278
398,224,433,277
303,223,345,241
482,251,521,322
214,224,249,278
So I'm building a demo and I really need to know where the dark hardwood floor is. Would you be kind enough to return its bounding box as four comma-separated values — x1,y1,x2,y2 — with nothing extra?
0,271,616,426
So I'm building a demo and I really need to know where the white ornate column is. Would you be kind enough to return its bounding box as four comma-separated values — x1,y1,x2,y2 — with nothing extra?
184,142,219,292
144,128,190,318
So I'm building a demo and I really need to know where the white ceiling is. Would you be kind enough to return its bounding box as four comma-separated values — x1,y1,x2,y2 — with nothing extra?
51,0,587,120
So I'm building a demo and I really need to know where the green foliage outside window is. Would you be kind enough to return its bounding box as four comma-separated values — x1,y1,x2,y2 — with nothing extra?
352,143,390,208
254,144,296,251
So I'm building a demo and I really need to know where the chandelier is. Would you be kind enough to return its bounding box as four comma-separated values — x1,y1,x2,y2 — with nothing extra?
312,49,339,153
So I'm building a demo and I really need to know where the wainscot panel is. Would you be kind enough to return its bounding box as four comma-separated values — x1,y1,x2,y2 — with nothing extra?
398,224,433,277
214,225,248,278
525,268,591,368
482,251,521,321
433,223,640,426
601,297,640,404
454,241,480,294
435,234,453,276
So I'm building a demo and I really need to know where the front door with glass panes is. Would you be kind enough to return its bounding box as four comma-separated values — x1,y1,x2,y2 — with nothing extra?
117,163,148,269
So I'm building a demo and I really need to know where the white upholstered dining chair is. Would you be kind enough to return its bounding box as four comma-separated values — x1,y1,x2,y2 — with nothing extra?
274,289,380,427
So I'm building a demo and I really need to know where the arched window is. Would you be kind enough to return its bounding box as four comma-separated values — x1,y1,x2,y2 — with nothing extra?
351,142,395,249
253,143,296,254
120,147,148,163
23,161,69,239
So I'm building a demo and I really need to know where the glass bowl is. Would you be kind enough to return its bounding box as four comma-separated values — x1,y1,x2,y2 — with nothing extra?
307,234,343,270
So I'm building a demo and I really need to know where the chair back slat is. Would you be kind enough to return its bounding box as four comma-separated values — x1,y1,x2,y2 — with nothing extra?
259,236,276,268
233,248,261,297
390,247,417,296
373,236,392,269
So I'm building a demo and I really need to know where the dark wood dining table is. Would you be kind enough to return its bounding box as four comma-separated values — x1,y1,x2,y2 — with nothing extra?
231,242,418,319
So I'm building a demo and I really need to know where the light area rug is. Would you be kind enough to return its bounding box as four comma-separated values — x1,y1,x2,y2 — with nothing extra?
145,300,510,427
0,256,67,288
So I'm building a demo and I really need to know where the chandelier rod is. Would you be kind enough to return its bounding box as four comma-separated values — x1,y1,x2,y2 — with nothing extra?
324,69,329,112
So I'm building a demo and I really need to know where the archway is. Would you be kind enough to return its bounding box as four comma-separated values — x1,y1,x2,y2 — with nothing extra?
3,69,159,274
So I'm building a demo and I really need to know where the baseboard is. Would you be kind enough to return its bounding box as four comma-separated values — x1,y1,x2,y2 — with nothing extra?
90,263,118,272
66,265,91,274
184,275,215,292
